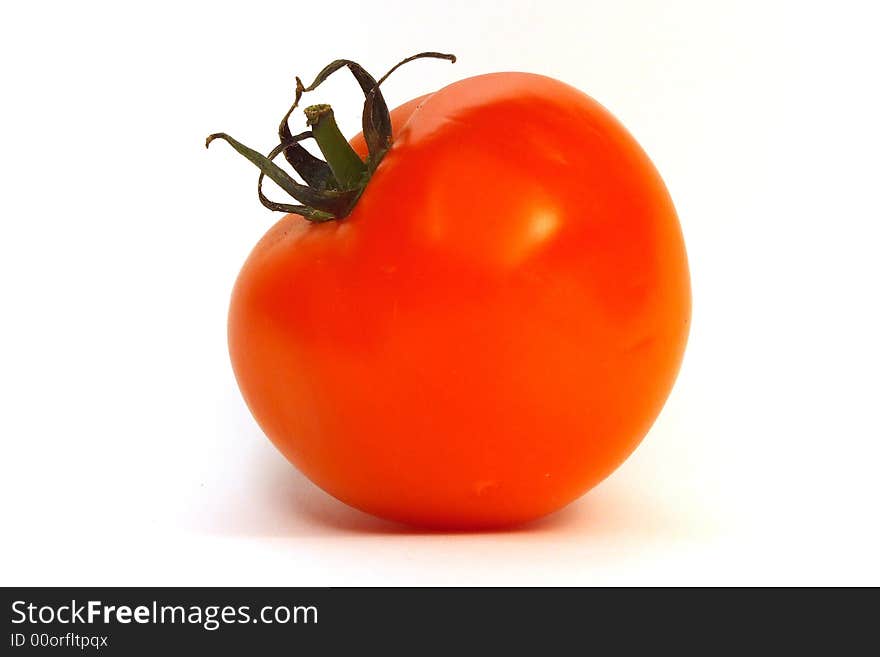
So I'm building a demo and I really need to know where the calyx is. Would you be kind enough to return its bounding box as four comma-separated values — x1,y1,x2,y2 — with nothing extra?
206,52,456,222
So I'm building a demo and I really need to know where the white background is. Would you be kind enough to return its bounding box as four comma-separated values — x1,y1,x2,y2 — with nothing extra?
2,0,878,585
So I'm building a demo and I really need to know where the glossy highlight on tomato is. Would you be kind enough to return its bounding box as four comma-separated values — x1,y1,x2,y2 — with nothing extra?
223,67,690,529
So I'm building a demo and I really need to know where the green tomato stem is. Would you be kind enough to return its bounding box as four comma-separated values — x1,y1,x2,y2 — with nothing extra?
304,104,367,191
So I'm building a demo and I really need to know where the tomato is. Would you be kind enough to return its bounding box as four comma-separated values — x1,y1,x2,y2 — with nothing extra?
215,60,690,528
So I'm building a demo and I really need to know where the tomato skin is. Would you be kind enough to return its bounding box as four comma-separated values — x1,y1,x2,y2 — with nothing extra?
228,73,690,528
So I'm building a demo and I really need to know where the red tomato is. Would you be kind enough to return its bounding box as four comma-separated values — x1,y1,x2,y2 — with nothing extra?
226,71,690,528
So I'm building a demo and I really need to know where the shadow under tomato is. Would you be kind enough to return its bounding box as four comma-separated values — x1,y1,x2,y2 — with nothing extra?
248,439,579,536
204,429,686,540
